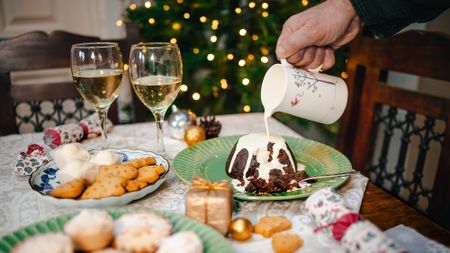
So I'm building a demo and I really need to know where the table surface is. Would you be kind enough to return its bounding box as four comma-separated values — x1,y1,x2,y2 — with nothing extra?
1,113,448,248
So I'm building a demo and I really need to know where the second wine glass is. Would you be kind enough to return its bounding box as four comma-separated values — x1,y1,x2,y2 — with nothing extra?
129,42,183,155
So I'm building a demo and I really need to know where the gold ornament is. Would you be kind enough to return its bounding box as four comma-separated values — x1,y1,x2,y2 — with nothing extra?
229,217,253,241
184,126,206,146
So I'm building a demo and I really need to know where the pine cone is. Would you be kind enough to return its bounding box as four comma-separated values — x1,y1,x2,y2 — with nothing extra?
199,115,222,139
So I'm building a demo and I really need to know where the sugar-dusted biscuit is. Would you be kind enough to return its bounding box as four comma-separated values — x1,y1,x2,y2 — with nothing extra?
254,216,292,238
81,175,126,199
95,164,138,182
50,178,86,199
136,165,165,184
125,180,148,192
272,233,303,253
122,157,156,168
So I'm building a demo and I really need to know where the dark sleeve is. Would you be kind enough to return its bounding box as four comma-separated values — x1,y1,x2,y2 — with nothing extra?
350,0,450,37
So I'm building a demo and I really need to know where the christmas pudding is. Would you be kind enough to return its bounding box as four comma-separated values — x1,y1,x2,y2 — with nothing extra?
225,133,308,193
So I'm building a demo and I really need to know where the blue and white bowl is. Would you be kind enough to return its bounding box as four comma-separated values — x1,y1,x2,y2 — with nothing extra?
29,148,169,208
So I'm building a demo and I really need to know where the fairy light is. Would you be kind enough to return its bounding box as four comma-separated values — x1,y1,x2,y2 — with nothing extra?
177,0,184,3
144,1,151,8
211,19,219,30
129,3,137,10
238,59,246,67
242,78,250,86
247,54,255,60
260,46,269,55
148,18,156,24
200,16,207,23
207,54,215,61
180,84,188,91
172,22,181,30
235,7,242,14
262,11,269,18
210,35,218,43
193,48,199,54
248,2,256,8
183,12,190,19
262,2,269,9
213,86,219,97
302,0,309,6
115,19,123,27
239,28,247,36
163,5,170,11
170,38,177,44
123,64,129,71
341,72,349,79
220,79,228,89
192,92,200,100
252,35,259,41
261,56,269,63
243,105,251,112
227,53,234,60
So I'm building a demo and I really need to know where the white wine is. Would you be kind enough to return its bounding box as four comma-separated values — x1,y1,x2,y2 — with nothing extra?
132,76,181,111
73,69,123,110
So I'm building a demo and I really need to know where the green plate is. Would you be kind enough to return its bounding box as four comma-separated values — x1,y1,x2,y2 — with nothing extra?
0,208,234,253
173,135,352,201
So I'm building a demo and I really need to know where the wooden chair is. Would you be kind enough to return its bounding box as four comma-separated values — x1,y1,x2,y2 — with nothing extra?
336,30,450,229
0,31,120,135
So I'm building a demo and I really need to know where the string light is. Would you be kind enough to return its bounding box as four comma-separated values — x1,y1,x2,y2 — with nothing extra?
123,64,129,71
227,53,234,60
235,7,242,14
163,5,170,11
252,35,259,41
242,78,250,85
172,22,181,30
115,19,123,27
239,29,247,36
260,46,269,55
129,3,137,10
238,59,246,67
213,86,219,97
180,84,188,91
262,11,269,18
261,56,269,63
193,48,199,54
247,54,255,60
177,0,184,3
207,54,215,61
192,92,200,100
220,79,228,89
170,38,177,44
148,18,156,24
210,35,218,43
199,16,207,23
243,105,251,112
262,2,269,9
144,1,151,8
248,2,256,8
302,0,309,6
211,19,219,30
341,72,349,79
183,12,190,19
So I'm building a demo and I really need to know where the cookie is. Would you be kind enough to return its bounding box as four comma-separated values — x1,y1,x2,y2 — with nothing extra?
95,164,138,182
81,175,126,199
12,233,73,253
50,178,86,199
122,157,156,168
136,165,165,184
254,216,292,238
272,233,303,253
125,180,148,192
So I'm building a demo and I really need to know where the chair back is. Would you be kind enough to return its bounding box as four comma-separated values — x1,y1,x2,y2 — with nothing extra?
336,30,450,229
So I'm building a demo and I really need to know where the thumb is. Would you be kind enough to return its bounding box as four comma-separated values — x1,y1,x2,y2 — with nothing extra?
276,24,318,60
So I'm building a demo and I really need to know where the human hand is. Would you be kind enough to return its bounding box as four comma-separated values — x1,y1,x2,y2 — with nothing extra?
276,0,361,70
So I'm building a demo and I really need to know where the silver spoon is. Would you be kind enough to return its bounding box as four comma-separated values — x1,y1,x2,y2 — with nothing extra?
298,170,360,183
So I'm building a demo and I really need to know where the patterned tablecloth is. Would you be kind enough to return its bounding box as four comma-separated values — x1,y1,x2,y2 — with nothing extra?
0,113,368,252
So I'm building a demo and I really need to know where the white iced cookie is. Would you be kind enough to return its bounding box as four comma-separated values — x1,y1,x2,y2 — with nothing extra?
90,150,122,166
12,233,73,253
64,210,114,251
51,143,90,169
157,231,203,253
114,212,172,253
58,159,98,184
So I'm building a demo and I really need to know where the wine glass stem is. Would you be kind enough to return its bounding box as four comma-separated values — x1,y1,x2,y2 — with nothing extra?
97,108,109,149
153,110,166,155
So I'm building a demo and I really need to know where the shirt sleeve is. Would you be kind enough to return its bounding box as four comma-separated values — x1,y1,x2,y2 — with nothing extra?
350,0,450,37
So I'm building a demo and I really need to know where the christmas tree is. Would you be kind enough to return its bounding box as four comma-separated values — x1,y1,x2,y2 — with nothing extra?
124,0,348,143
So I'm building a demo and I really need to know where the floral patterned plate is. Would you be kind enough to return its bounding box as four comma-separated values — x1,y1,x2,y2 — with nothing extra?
29,148,169,208
173,135,352,201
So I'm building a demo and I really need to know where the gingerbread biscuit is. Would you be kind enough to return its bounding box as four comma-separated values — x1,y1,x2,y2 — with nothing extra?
81,175,126,199
272,233,303,253
125,180,148,192
254,216,292,238
95,164,138,182
136,166,165,184
122,157,156,168
50,178,86,199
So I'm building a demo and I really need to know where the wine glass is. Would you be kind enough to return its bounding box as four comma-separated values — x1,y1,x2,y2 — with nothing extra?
71,42,124,148
129,42,183,155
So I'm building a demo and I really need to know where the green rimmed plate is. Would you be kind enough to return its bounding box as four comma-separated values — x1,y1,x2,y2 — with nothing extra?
173,135,352,201
0,208,234,253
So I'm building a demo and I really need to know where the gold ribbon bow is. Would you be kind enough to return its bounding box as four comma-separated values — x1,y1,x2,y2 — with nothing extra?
191,177,231,192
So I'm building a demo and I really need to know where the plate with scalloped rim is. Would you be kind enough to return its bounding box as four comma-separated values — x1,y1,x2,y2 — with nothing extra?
29,148,169,208
0,208,234,253
173,135,352,201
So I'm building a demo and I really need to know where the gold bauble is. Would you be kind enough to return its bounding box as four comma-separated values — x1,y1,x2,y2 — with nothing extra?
229,217,253,241
184,126,206,146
